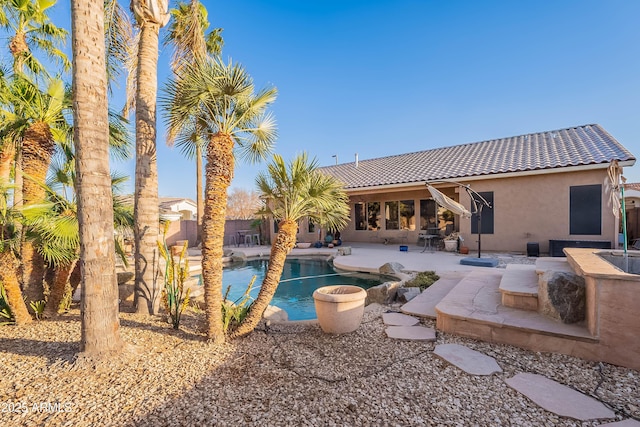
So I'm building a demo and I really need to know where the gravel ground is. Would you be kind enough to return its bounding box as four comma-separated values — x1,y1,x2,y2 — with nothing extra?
1,304,638,427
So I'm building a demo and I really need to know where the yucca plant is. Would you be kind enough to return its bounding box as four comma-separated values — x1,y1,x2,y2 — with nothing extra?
158,224,191,329
221,275,256,333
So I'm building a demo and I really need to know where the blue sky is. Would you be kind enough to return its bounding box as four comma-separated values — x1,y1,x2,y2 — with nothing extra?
56,1,640,198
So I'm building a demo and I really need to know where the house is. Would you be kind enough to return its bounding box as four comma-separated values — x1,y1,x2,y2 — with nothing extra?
159,197,198,221
300,124,635,255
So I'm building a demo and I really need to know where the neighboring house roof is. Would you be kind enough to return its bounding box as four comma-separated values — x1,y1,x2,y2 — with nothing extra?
319,124,635,190
159,197,197,210
625,183,640,192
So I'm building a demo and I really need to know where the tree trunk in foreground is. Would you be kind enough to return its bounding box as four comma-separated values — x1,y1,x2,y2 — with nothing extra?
43,260,76,317
0,250,32,325
72,0,123,355
229,220,297,339
133,21,161,315
202,133,234,343
20,122,55,308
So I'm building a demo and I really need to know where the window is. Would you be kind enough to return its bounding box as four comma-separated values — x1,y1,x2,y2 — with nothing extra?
420,199,437,230
354,202,380,230
367,202,380,230
399,200,416,230
308,219,315,233
385,200,415,230
570,185,601,235
471,192,494,234
385,201,399,230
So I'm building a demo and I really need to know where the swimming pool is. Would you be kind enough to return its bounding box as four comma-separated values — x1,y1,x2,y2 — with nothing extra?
218,257,385,320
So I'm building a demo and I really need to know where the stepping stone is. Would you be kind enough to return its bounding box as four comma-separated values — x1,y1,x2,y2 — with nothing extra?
433,344,502,375
382,312,419,326
505,373,615,421
385,326,436,341
599,420,640,426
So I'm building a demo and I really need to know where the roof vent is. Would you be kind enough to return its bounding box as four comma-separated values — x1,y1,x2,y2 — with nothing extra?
355,153,359,168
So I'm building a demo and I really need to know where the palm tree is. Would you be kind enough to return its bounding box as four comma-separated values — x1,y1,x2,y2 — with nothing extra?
163,0,223,245
0,0,69,185
229,153,350,338
71,0,123,355
0,75,70,306
0,0,70,77
0,180,31,324
162,57,277,342
20,194,78,318
130,0,170,315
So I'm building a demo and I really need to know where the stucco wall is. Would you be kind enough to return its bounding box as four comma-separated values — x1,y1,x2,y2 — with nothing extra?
336,168,617,254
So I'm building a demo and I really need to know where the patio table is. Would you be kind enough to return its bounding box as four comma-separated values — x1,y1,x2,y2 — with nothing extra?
236,230,251,247
419,234,439,253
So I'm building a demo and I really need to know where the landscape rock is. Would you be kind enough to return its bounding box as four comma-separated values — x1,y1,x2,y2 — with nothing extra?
378,262,404,275
366,281,401,305
263,304,289,322
396,287,421,303
539,271,586,323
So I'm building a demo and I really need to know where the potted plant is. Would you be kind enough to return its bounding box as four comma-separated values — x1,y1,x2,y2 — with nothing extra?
443,232,459,252
313,285,367,333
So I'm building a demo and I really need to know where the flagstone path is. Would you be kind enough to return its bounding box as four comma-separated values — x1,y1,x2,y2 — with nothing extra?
380,311,633,424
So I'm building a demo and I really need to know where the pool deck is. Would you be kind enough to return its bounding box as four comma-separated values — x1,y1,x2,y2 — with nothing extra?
189,242,502,275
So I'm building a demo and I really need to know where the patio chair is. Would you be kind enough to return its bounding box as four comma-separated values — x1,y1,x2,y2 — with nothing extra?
632,239,640,250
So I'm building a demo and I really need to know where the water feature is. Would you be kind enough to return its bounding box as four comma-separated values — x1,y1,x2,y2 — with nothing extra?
208,257,386,320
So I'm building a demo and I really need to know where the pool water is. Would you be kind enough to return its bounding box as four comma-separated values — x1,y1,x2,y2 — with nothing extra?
217,257,384,320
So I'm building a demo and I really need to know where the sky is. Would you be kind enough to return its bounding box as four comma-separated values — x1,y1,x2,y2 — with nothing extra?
52,1,640,199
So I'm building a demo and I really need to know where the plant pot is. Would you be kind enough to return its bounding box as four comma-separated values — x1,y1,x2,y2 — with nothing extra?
313,285,367,334
297,242,311,249
444,240,458,252
459,246,469,255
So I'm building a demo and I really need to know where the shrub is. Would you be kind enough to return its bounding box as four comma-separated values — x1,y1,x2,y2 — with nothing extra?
222,275,256,333
405,271,440,291
158,226,191,329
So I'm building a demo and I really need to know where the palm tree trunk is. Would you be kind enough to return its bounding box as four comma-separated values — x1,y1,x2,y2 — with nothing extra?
70,261,81,298
229,220,297,339
0,250,32,325
0,143,14,184
20,121,55,308
72,0,123,355
196,144,203,245
43,260,77,317
202,132,234,343
133,22,161,315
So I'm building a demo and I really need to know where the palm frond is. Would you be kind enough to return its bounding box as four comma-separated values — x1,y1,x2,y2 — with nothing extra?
104,0,136,93
255,153,350,231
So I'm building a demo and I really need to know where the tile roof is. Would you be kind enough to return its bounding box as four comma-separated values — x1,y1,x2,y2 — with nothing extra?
319,124,635,189
626,183,640,192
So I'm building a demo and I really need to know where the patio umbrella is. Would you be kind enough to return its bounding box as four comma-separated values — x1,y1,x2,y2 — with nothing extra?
605,160,627,254
426,184,472,219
